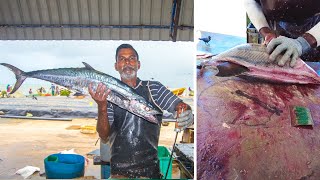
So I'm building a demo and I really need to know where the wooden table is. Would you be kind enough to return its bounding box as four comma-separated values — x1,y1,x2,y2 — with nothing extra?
197,62,320,179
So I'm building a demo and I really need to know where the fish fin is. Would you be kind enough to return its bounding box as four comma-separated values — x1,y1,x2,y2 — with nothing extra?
0,63,27,94
82,62,95,70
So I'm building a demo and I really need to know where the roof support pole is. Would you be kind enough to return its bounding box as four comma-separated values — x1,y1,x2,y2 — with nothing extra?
170,0,182,42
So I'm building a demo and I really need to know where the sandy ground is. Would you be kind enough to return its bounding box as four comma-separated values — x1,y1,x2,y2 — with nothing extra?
0,118,184,179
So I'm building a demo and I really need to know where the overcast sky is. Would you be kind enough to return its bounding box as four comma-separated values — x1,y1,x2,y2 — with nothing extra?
0,41,194,91
195,0,247,37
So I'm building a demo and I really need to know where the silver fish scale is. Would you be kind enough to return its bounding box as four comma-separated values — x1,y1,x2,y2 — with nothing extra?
215,44,292,69
33,68,133,98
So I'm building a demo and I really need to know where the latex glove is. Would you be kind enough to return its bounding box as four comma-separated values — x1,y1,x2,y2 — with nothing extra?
174,110,193,131
267,36,311,67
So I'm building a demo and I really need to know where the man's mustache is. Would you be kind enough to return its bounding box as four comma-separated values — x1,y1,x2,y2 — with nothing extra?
122,66,135,71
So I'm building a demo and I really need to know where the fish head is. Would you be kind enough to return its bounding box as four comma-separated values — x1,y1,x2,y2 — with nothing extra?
143,114,160,125
129,100,162,124
199,60,220,77
130,100,162,115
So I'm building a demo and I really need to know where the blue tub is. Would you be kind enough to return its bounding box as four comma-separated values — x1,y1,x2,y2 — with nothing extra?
44,154,85,179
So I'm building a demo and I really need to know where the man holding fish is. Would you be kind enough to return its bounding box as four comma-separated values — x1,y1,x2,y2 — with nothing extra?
88,44,193,179
244,0,320,67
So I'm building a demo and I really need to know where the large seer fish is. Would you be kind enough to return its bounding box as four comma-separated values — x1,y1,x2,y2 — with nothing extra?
1,62,162,124
206,43,320,84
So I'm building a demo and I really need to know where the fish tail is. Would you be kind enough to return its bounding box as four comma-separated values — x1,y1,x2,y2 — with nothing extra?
0,63,27,94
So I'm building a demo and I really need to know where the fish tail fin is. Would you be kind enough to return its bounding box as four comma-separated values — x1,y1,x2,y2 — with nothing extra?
0,63,27,94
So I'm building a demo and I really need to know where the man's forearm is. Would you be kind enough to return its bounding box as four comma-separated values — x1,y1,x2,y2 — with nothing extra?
305,21,320,48
244,0,270,32
96,104,110,143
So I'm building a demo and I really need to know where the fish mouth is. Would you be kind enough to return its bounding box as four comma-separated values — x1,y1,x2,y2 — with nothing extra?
136,109,161,124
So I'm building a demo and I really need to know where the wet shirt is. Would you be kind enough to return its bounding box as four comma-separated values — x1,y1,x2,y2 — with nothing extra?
106,78,182,178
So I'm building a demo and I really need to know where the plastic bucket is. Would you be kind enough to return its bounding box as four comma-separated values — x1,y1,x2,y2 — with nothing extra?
44,154,85,179
158,146,172,179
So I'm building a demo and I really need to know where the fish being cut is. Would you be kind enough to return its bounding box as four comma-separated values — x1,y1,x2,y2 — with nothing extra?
206,43,320,84
1,62,162,124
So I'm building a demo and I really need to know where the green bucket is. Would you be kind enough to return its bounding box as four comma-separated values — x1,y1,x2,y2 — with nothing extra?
158,146,172,179
45,155,59,162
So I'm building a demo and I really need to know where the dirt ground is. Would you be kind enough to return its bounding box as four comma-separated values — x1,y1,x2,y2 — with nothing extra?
0,118,184,179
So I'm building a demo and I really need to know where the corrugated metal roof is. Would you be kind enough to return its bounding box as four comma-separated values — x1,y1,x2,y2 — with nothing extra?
0,0,193,41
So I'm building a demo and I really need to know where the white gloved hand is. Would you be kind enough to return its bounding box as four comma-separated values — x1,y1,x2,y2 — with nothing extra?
174,110,193,131
267,36,311,67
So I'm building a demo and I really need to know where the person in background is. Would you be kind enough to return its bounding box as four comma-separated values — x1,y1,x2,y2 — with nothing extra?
244,0,320,67
55,86,60,96
88,44,194,178
50,84,55,96
38,87,43,94
29,88,32,96
6,84,11,93
6,84,11,97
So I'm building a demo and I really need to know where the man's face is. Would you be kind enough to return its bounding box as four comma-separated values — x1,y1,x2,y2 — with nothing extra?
115,48,140,80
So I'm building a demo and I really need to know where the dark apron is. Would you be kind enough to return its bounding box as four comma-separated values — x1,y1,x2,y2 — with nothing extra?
256,0,320,61
257,0,319,22
108,80,163,178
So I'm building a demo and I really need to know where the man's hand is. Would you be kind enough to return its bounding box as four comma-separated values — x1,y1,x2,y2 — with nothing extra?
176,110,193,131
263,32,276,45
174,103,193,131
89,83,111,142
88,82,110,106
259,27,276,45
267,36,311,67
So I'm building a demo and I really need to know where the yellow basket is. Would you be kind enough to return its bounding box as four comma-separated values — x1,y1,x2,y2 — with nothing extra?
80,125,96,134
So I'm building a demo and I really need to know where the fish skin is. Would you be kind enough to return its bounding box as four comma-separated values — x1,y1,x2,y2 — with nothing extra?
208,43,320,84
0,62,162,124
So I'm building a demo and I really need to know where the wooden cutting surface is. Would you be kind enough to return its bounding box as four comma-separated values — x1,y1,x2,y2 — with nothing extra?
197,62,320,179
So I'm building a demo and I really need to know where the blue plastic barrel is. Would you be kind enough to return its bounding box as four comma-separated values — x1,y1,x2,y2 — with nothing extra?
44,154,85,179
